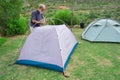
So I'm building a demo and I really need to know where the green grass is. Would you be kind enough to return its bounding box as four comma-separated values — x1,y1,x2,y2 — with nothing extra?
0,28,120,80
0,37,7,47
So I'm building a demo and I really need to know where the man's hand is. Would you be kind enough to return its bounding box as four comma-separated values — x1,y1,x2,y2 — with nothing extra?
40,18,46,25
36,21,40,24
32,19,40,24
32,18,46,25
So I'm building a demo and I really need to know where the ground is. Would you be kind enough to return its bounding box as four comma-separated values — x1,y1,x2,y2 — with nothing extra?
0,28,120,80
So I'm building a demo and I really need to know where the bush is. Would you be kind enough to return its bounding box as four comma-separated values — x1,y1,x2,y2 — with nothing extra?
4,16,27,36
51,10,79,25
0,0,26,36
0,37,7,46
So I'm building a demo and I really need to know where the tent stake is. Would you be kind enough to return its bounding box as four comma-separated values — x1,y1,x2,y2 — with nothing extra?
63,72,70,78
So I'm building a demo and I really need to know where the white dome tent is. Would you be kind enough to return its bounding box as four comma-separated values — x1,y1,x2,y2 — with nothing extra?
82,19,120,43
16,25,78,72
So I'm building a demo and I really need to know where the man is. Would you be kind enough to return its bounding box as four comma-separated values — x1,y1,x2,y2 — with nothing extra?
30,4,46,32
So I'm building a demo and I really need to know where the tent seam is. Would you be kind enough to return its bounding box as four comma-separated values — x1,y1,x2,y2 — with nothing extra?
54,26,64,71
94,19,108,41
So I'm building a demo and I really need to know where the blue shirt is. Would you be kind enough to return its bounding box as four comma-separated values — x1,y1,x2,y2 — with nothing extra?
30,10,43,27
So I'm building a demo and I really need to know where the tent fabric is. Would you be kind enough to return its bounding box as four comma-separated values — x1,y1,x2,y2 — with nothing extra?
16,25,78,72
82,19,120,42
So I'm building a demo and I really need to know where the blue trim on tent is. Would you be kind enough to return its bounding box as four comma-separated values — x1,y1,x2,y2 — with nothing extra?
15,60,63,72
63,42,78,71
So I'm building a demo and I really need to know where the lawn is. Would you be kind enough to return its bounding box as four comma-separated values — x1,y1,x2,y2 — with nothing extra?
0,28,120,80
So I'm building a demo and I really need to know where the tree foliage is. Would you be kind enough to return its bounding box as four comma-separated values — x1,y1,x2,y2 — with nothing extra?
0,0,27,36
52,10,79,25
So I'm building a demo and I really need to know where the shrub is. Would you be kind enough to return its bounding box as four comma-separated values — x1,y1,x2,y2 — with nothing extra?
4,16,27,36
0,37,7,46
52,10,79,25
0,0,26,36
17,16,28,34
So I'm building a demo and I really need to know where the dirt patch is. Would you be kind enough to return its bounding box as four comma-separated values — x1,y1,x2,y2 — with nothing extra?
65,60,86,76
65,54,87,76
57,6,69,9
6,35,26,39
73,55,87,66
89,54,113,67
117,56,120,61
3,35,27,46
98,59,112,67
86,69,93,75
17,65,27,71
64,55,78,75
77,78,81,80
1,56,9,62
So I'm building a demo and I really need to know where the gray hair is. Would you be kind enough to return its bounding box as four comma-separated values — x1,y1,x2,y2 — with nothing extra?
39,4,46,9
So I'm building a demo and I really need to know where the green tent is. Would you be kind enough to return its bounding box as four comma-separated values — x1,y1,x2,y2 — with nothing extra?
82,19,120,42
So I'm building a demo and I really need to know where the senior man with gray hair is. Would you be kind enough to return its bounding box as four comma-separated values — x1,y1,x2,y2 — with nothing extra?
30,4,46,31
